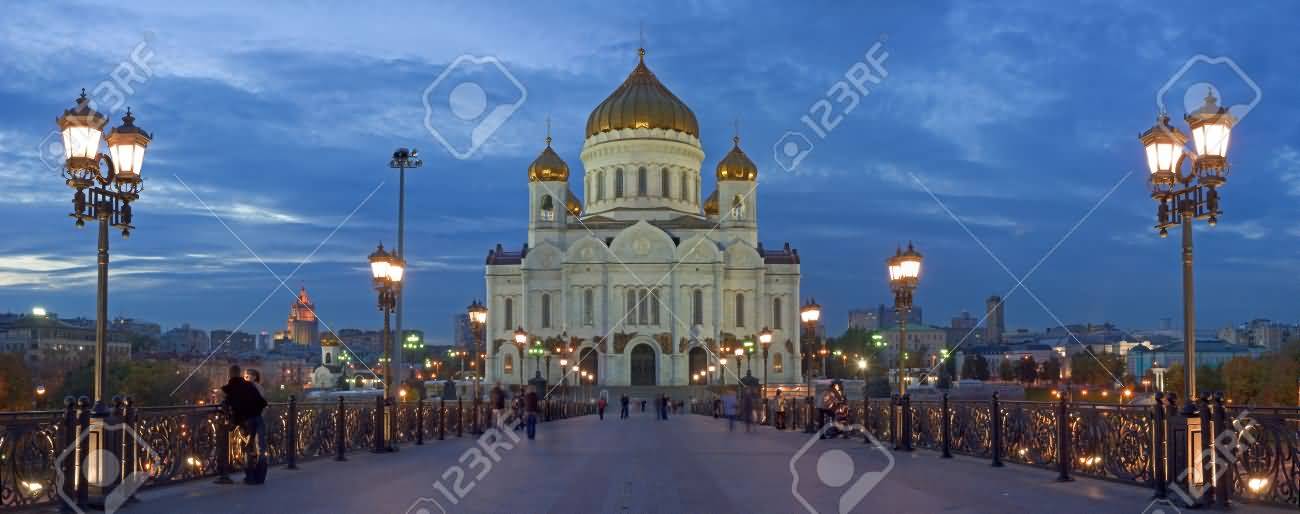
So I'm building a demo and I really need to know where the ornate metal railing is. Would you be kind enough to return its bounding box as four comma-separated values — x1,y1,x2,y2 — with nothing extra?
0,396,595,511
694,390,1299,508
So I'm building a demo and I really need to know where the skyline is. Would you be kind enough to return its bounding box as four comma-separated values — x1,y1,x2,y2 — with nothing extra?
3,2,1300,343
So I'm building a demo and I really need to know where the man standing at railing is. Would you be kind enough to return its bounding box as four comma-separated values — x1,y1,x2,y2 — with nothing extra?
221,365,268,485
524,385,540,440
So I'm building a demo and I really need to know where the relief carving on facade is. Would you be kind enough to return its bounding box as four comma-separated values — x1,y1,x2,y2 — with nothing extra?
612,332,634,354
654,333,672,354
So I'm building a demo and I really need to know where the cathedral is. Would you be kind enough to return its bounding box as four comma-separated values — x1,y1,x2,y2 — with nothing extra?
483,49,803,387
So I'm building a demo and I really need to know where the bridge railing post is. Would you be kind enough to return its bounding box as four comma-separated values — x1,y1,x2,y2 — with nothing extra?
941,393,952,459
75,397,90,507
1197,394,1213,505
372,395,386,453
990,391,1003,467
456,399,464,438
120,396,139,500
1212,392,1231,509
286,396,298,470
214,400,233,484
1165,393,1189,504
1055,388,1072,481
902,394,913,452
334,397,347,462
59,397,77,513
1152,392,1167,498
437,400,446,441
416,397,425,446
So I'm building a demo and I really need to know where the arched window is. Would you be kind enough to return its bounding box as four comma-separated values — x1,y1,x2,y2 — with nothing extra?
539,195,555,221
324,351,332,364
596,172,605,202
773,353,784,373
541,293,551,329
730,195,745,219
650,289,661,326
583,289,594,326
504,354,514,374
637,167,648,196
503,298,513,331
615,169,625,198
626,289,637,324
773,298,783,330
735,293,746,328
692,289,704,326
679,171,687,201
660,168,670,198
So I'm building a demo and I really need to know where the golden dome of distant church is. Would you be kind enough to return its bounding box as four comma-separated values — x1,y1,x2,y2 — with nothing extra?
585,49,699,138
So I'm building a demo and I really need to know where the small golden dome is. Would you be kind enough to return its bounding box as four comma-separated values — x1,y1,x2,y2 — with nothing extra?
703,189,719,216
716,136,757,181
528,137,569,182
586,49,699,138
566,189,582,216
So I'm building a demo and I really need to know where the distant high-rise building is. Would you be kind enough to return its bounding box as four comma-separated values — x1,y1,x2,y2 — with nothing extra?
847,309,879,331
452,313,473,349
162,324,209,354
287,287,319,347
950,310,977,330
985,295,1005,345
256,331,273,352
848,305,921,331
210,329,256,354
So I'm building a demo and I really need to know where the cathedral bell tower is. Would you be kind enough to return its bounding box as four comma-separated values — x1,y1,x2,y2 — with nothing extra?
527,127,577,247
715,134,759,246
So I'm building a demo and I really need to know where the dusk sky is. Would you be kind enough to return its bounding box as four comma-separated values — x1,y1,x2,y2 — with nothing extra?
2,1,1297,344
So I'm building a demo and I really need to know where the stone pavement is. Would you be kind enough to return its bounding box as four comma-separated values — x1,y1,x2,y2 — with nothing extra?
124,408,1288,514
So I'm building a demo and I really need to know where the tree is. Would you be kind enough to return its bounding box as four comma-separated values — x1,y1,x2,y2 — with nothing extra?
998,358,1016,381
0,354,35,410
1017,356,1039,384
1040,357,1062,384
960,354,990,381
1069,352,1126,387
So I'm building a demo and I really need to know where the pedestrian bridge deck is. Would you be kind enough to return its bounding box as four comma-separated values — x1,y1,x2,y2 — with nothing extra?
123,411,1284,514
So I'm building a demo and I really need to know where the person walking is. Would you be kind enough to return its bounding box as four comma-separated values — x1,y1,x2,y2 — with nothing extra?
722,392,737,432
620,394,630,419
490,382,506,429
774,389,787,430
524,386,540,440
712,395,721,419
597,396,607,420
221,365,268,485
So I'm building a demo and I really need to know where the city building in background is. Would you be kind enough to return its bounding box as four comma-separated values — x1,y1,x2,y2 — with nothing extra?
162,324,210,354
984,295,1005,345
0,310,131,366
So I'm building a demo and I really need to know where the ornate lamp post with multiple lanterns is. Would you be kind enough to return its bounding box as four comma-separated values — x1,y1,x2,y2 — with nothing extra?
368,243,405,452
56,90,152,501
1139,89,1236,503
886,242,922,396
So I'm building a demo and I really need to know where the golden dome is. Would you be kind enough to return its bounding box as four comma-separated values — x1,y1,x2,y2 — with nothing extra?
716,136,757,181
585,49,699,138
703,189,719,216
528,137,569,182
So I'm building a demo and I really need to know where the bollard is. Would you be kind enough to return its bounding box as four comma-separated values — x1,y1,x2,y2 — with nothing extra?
941,393,953,459
416,398,425,446
214,402,234,484
1055,389,1072,481
1212,392,1231,509
59,397,77,513
286,396,299,470
457,399,464,437
335,397,347,462
804,396,816,434
990,392,1003,467
1164,393,1188,505
119,396,139,500
438,400,446,440
75,396,90,506
1197,394,1213,505
1152,392,1167,499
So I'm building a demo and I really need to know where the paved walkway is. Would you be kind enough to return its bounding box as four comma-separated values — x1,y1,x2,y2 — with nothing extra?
126,409,1286,513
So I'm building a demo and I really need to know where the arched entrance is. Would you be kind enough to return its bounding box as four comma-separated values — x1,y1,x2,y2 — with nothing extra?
688,347,707,383
630,344,657,386
578,347,599,384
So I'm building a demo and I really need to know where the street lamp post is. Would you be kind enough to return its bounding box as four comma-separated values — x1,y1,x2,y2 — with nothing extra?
1140,94,1235,503
759,327,773,396
800,299,822,434
512,328,528,389
57,91,152,500
886,243,923,396
388,148,422,383
368,243,405,452
467,300,487,401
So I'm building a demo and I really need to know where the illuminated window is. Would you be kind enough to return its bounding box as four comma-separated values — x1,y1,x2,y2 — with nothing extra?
504,355,514,374
773,353,784,373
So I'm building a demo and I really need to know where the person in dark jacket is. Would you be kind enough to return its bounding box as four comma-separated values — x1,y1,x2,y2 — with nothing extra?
524,386,540,440
619,394,630,419
221,365,268,484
